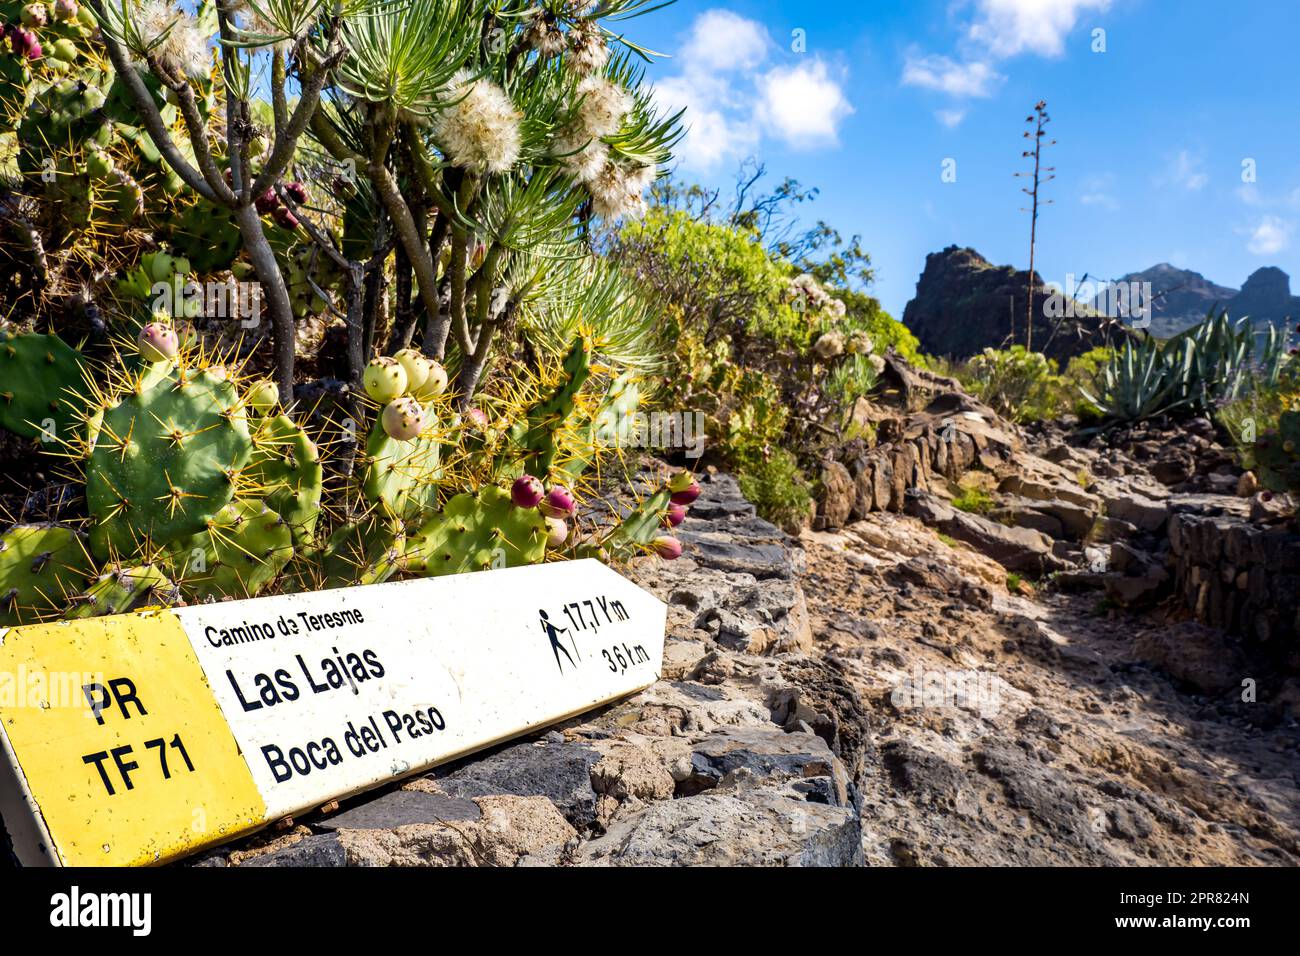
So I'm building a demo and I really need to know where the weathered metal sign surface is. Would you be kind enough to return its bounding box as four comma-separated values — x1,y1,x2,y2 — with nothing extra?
0,560,665,866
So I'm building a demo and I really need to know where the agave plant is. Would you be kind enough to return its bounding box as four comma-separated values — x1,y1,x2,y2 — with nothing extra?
1082,309,1290,423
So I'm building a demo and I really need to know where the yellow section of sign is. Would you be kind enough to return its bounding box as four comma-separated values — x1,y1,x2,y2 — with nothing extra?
0,610,266,865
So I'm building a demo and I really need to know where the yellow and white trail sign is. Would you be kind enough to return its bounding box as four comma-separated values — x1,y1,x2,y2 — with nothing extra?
0,560,665,866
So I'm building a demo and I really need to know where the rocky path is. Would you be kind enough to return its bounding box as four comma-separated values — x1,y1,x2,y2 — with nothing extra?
202,473,1300,867
802,512,1300,865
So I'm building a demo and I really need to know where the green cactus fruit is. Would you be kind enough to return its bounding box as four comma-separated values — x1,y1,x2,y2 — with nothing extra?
63,564,172,619
86,368,253,560
0,524,95,627
504,335,591,479
407,486,548,577
246,380,279,414
602,487,673,561
393,349,431,393
166,499,293,602
364,357,408,402
361,403,442,522
246,413,324,546
318,514,406,588
0,330,88,442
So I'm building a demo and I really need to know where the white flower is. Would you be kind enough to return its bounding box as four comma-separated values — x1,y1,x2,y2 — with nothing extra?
590,161,655,220
559,139,609,184
812,331,845,361
825,297,847,320
134,1,211,79
433,70,521,174
566,20,608,75
524,12,567,58
847,330,873,354
788,273,830,313
574,75,632,139
552,77,631,182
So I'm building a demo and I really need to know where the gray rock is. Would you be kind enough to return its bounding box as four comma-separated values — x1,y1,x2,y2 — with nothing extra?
240,834,347,867
679,727,849,805
574,786,863,866
315,790,481,831
689,473,757,519
1097,488,1169,531
905,490,1067,574
674,531,792,579
816,460,855,530
435,738,601,829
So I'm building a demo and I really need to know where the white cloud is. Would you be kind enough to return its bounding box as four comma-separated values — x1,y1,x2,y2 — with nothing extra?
966,0,1113,59
1164,150,1208,191
757,60,854,145
902,53,1002,97
903,0,1111,124
1244,215,1293,256
935,108,967,128
654,74,759,170
678,8,770,73
655,9,851,171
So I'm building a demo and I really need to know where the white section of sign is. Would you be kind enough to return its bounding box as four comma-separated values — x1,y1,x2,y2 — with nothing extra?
173,559,665,819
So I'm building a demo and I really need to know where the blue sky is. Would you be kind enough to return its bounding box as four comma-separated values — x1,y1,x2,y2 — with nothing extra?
632,0,1300,318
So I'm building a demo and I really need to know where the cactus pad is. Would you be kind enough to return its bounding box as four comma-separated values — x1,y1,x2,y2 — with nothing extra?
408,486,548,577
505,336,591,479
167,499,293,602
602,487,672,560
318,514,407,588
248,413,324,545
0,524,95,627
0,330,88,442
86,368,253,559
361,404,443,522
63,564,172,619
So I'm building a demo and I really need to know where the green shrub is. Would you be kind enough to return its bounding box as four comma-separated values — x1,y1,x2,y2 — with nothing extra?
735,446,813,532
960,346,1067,423
951,485,996,515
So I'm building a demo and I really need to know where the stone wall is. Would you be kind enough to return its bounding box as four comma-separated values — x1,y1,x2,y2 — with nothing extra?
1168,511,1300,672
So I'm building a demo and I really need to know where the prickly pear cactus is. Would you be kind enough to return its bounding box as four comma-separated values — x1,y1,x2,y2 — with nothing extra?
166,198,243,275
0,329,87,441
166,500,293,602
408,485,548,577
63,564,173,619
0,523,94,626
505,336,592,479
247,413,324,545
602,487,672,560
362,404,443,522
85,368,253,559
1255,410,1300,493
317,514,407,589
562,369,641,481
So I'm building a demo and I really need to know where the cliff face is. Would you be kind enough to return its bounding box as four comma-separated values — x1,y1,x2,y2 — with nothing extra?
901,246,1120,362
1231,266,1300,328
